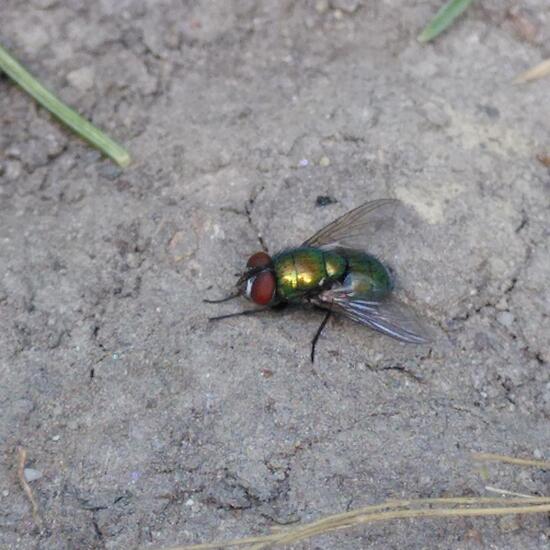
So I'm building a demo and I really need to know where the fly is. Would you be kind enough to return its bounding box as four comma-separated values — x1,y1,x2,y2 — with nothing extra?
205,199,430,361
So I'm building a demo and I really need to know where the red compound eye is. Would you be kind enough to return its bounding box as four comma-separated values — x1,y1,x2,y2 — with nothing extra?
251,271,275,305
247,251,272,269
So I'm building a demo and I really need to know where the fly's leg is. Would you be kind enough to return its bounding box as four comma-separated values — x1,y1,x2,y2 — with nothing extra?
208,302,287,322
208,309,268,322
203,292,240,304
310,309,332,363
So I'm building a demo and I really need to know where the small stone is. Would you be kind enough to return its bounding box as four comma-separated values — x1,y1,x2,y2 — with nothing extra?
422,103,450,128
478,104,500,119
5,145,22,158
11,398,35,420
257,158,273,173
499,515,520,533
2,490,9,497
330,0,361,14
319,155,330,167
67,66,95,92
164,27,181,50
23,26,50,55
217,149,232,167
464,528,483,544
298,158,309,167
3,160,22,180
97,50,157,96
315,0,329,14
167,230,198,263
316,195,337,207
508,8,540,43
97,163,122,180
52,434,60,441
29,119,67,158
19,139,50,169
261,369,273,378
31,0,59,7
130,471,141,482
24,468,43,482
496,311,515,328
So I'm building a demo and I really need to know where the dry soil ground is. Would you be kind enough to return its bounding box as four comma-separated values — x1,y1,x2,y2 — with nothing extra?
1,1,550,549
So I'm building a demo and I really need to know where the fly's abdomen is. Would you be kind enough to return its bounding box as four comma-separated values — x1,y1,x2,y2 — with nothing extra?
274,247,346,301
342,250,393,297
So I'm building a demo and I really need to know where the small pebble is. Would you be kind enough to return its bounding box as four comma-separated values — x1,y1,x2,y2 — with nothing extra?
23,26,50,55
2,490,9,497
130,471,141,482
67,66,95,92
499,515,520,533
319,155,330,167
11,398,35,420
52,434,60,441
31,0,59,8
316,195,337,207
315,0,329,14
163,27,181,50
6,145,22,158
257,158,273,173
478,104,500,119
24,468,43,482
464,528,483,544
423,102,450,128
3,160,22,180
298,158,309,167
496,311,514,328
330,0,362,13
97,163,122,181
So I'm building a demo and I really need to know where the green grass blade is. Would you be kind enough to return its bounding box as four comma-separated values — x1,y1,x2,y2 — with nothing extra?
418,0,474,43
0,43,130,168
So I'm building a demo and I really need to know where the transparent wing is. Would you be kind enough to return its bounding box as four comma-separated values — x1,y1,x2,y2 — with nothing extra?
316,288,430,344
302,198,400,249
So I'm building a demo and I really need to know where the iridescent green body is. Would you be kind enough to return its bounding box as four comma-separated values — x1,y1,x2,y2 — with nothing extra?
207,199,428,354
272,247,392,302
340,249,393,297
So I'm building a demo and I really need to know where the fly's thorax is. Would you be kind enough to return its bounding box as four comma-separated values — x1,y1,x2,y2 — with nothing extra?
273,247,346,301
341,250,393,297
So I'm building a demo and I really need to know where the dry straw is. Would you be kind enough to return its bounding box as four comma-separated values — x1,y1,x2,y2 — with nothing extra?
17,447,42,527
162,452,550,549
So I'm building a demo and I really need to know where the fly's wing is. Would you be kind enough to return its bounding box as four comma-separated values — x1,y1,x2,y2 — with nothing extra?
302,199,400,249
305,198,430,343
316,287,430,344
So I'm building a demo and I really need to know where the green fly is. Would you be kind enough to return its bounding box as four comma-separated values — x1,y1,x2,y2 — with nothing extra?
206,199,430,361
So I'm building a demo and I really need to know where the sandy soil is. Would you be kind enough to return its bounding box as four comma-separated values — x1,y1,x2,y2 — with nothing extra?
1,1,550,548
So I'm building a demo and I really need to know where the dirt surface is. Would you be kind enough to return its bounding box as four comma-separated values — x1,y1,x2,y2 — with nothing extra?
1,1,550,548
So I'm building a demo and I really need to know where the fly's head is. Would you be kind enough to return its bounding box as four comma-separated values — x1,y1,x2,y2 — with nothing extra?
237,251,276,306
